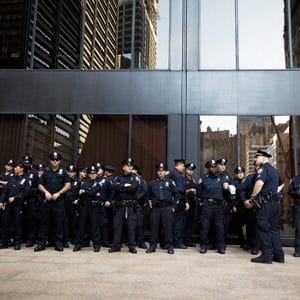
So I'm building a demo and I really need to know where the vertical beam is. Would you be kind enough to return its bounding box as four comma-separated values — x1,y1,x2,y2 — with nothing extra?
54,0,63,68
234,0,240,70
73,114,81,164
292,116,298,175
79,0,86,69
286,0,294,68
130,0,137,69
21,115,29,157
237,115,240,166
128,114,133,158
168,114,183,168
29,0,39,69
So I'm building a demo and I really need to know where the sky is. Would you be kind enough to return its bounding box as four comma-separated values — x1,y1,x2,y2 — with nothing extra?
156,0,285,69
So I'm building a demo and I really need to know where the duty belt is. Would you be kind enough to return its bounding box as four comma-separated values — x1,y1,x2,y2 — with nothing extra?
202,198,224,206
152,200,172,208
79,200,104,208
258,194,280,204
114,200,137,208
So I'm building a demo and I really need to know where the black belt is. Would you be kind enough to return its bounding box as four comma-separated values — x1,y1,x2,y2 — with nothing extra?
152,200,172,208
79,200,103,208
114,200,137,208
202,198,224,206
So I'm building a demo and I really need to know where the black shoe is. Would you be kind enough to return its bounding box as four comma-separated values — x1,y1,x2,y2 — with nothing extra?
273,256,285,263
94,245,101,252
101,242,110,248
129,248,137,254
108,246,121,253
251,255,272,264
160,244,167,250
73,245,81,252
251,249,259,255
46,241,54,247
185,242,196,247
293,252,300,257
174,244,188,249
243,244,251,251
26,241,34,247
167,249,174,255
54,245,64,252
200,248,207,254
138,243,148,249
14,244,21,250
146,248,156,253
63,242,69,248
217,248,226,254
34,244,45,252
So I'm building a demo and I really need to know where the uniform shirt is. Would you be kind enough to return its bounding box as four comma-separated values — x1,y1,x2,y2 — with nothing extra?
0,172,14,196
147,177,179,208
184,175,198,202
80,179,101,201
66,177,81,203
168,168,185,196
239,173,256,202
288,175,300,200
135,174,148,203
26,168,39,198
110,173,139,201
199,173,224,200
38,167,70,194
232,178,244,208
255,163,282,196
101,175,115,202
0,174,31,204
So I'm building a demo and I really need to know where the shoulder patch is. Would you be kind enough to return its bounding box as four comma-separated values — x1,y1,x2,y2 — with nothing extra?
198,178,203,184
257,168,263,174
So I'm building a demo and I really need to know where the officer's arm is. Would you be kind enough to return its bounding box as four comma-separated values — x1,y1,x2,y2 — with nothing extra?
58,182,71,195
137,180,147,200
288,179,300,198
38,183,49,194
251,180,264,197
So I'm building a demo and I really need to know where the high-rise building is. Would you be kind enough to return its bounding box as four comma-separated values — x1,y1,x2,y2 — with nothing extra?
82,0,118,69
117,0,157,69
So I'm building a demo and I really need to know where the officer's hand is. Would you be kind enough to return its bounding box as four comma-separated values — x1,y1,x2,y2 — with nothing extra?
232,206,237,213
185,202,190,211
96,193,100,197
191,188,196,194
45,191,52,201
0,203,4,209
124,183,131,187
104,201,111,207
244,200,253,209
171,208,175,213
223,182,229,189
73,199,79,205
8,197,15,203
79,189,85,195
52,192,61,201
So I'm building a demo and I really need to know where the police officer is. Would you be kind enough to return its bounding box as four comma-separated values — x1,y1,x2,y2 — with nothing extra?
288,164,300,257
73,166,102,252
244,149,284,264
216,158,235,249
34,152,71,252
183,163,198,247
64,165,80,246
146,163,178,254
232,166,247,249
168,158,188,249
22,155,40,247
101,164,115,247
0,161,31,250
199,160,226,254
240,162,260,255
132,164,148,249
108,158,139,254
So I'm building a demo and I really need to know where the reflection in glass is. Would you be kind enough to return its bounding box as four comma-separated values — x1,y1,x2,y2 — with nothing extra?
238,0,285,69
200,0,236,69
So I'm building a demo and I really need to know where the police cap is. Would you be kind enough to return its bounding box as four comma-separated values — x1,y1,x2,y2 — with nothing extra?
174,158,186,165
16,161,28,171
22,155,33,164
49,152,62,160
87,166,97,174
36,163,45,171
216,158,227,165
4,159,15,167
254,149,272,158
121,158,134,166
234,166,245,174
185,163,196,170
79,167,88,173
67,165,77,173
156,162,168,171
103,164,115,172
205,160,216,168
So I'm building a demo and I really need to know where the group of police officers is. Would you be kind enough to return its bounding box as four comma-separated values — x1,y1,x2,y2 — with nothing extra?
0,149,299,263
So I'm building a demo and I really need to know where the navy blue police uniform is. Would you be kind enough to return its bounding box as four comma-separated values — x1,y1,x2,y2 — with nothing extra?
0,162,31,249
146,163,179,254
251,150,284,263
73,166,102,252
34,153,70,252
198,160,226,254
108,158,139,253
288,173,300,257
168,159,187,249
183,163,198,247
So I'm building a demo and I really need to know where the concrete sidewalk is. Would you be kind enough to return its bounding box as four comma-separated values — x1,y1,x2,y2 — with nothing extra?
0,245,299,299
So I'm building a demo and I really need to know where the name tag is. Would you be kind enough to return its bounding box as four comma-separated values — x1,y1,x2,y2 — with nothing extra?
20,178,26,185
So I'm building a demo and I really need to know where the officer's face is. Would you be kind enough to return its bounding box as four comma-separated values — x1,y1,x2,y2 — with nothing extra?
217,164,226,173
104,170,113,177
236,172,245,180
157,170,166,179
186,169,194,177
79,172,87,179
38,170,44,177
14,165,24,176
122,164,132,174
175,163,185,173
50,159,61,169
88,173,97,180
5,165,13,172
97,168,104,176
67,171,76,178
208,166,217,174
